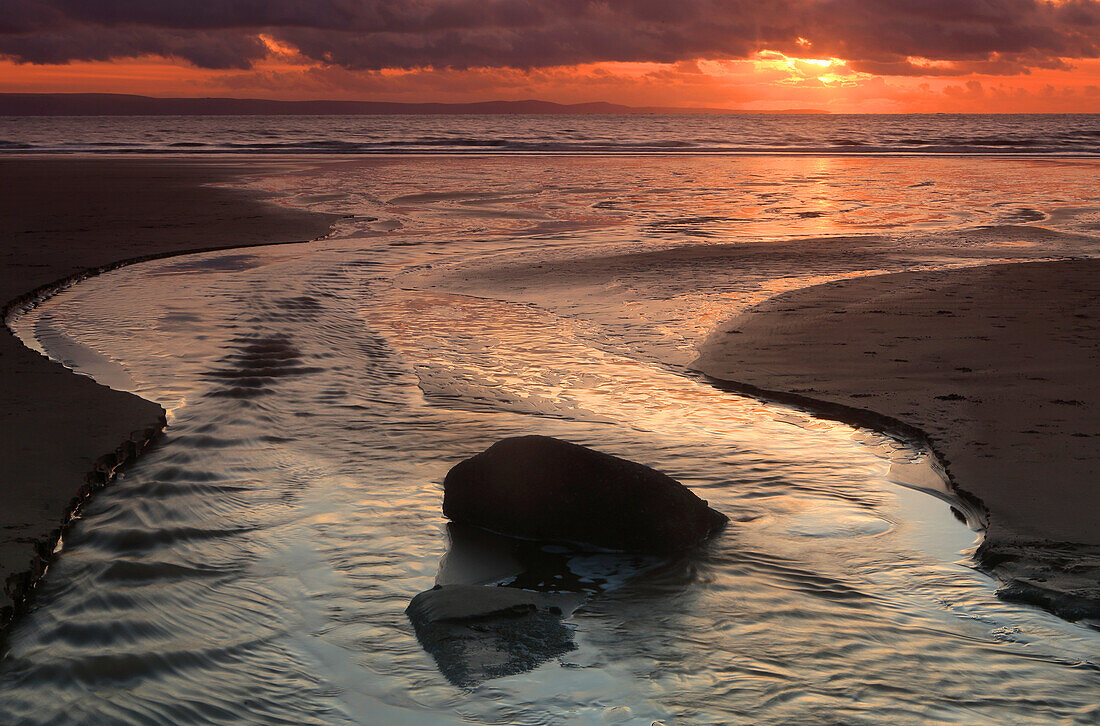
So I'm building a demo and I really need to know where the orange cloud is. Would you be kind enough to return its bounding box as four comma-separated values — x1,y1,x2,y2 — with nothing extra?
3,51,1099,113
2,1,1100,111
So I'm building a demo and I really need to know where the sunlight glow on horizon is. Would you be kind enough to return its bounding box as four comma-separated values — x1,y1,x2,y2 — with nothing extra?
2,40,1099,113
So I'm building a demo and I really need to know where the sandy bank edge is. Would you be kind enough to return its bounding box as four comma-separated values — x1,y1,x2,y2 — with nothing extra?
692,259,1100,621
0,236,347,630
696,373,989,524
0,159,340,640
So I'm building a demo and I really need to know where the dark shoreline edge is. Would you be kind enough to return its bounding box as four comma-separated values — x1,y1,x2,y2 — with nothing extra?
0,233,341,641
695,372,990,529
691,259,1100,625
0,232,342,641
696,369,1100,624
0,158,340,644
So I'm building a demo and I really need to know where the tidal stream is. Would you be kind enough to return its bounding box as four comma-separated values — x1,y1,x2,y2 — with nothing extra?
3,155,1100,724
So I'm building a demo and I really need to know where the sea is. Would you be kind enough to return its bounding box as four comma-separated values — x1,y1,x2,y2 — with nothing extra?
1,114,1099,724
2,112,1100,155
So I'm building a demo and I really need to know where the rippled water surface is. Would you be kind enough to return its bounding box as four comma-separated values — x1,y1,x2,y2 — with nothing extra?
3,113,1100,155
3,155,1100,724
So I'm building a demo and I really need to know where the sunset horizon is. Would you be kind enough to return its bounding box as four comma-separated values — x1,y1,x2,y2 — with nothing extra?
9,89,1100,115
3,61,1099,114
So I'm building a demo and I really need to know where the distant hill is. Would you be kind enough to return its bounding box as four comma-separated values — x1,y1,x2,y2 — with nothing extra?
0,93,827,116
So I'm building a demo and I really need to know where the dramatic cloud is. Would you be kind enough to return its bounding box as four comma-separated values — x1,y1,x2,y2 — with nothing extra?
0,25,266,69
1,0,1098,76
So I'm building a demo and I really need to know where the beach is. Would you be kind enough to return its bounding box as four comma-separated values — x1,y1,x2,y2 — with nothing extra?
4,0,1100,718
2,149,1099,723
0,157,337,628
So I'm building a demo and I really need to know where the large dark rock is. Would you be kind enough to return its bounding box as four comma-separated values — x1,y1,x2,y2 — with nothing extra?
443,436,728,554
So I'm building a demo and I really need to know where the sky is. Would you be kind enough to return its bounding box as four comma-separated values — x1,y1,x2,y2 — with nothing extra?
2,0,1099,112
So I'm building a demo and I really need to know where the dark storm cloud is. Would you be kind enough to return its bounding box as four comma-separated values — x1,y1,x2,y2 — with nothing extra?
1,0,1097,73
0,23,266,68
810,0,1100,62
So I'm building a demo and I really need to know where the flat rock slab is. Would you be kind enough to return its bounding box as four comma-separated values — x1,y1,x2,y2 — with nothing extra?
443,435,728,554
406,584,579,688
407,583,580,623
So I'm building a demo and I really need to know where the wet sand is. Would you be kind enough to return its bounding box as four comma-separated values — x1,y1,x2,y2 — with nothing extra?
693,260,1100,611
399,186,1100,617
4,155,1097,632
0,157,337,629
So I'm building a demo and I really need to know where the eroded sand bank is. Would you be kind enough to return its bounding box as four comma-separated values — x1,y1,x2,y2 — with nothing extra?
0,157,337,629
693,260,1100,612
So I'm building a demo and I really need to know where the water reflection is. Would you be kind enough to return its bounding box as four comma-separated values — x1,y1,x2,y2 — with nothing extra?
4,155,1100,724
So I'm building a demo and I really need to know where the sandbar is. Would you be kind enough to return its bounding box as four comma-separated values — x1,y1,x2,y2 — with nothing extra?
693,260,1100,612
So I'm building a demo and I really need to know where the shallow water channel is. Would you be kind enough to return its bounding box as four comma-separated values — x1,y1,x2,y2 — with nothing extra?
4,155,1100,723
